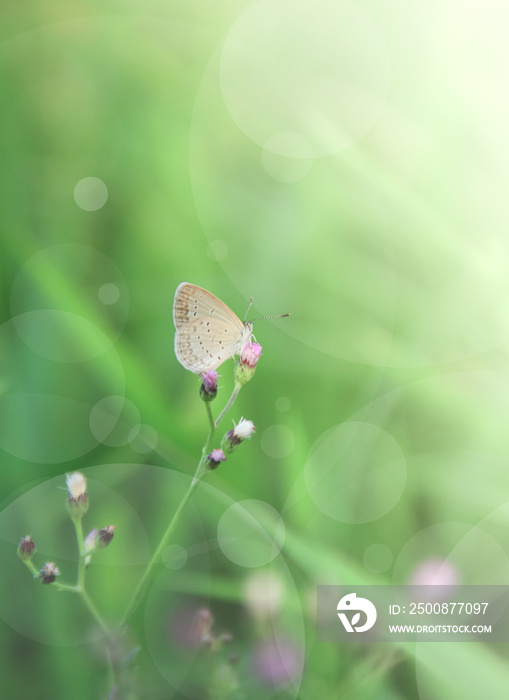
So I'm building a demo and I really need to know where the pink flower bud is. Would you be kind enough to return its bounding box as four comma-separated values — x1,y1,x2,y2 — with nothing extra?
235,343,263,385
240,342,262,368
207,449,226,470
200,370,219,402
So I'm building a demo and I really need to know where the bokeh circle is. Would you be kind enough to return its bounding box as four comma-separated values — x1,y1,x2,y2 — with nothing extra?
73,176,108,211
304,421,407,523
220,0,391,157
217,499,286,567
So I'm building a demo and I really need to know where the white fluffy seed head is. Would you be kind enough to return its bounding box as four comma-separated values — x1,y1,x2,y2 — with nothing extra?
66,472,87,499
233,418,256,440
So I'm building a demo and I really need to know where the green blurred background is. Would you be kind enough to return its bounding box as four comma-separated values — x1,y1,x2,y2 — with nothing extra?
2,1,509,698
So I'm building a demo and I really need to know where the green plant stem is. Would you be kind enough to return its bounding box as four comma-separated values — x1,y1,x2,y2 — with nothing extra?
22,559,78,591
119,466,202,628
73,517,122,695
194,401,216,485
73,517,86,589
53,581,81,593
80,588,124,695
79,588,111,637
24,549,121,692
23,559,41,579
215,383,241,429
119,391,237,629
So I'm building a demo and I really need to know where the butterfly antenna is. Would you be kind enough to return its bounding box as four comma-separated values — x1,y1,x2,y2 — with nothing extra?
244,297,254,322
247,313,291,322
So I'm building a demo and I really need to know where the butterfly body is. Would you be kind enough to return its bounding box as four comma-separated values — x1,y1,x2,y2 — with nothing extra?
173,282,253,373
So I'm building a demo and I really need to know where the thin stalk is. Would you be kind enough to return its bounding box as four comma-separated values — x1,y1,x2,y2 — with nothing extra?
22,559,80,592
118,470,201,628
73,517,86,590
79,589,124,696
215,383,240,429
73,516,122,695
118,390,238,629
53,581,81,593
23,559,42,580
80,588,112,638
193,401,216,486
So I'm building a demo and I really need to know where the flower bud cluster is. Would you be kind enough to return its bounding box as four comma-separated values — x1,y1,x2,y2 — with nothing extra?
17,472,116,587
206,418,256,471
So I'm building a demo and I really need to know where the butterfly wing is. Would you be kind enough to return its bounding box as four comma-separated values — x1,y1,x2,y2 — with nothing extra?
175,317,248,373
173,282,252,373
173,282,244,330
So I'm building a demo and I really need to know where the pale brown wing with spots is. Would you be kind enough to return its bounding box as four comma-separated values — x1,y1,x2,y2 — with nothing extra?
173,282,244,331
175,317,247,373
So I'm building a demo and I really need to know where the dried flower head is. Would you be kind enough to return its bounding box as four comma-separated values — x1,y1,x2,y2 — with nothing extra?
17,536,35,562
39,562,60,585
66,472,87,499
96,525,116,548
66,472,89,519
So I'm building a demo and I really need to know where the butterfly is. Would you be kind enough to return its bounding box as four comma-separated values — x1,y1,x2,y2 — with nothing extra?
173,282,254,373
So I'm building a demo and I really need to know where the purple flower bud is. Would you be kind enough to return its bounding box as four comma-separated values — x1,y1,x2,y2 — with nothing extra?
207,449,226,470
39,562,60,585
84,529,98,552
240,342,262,369
252,637,304,687
17,536,35,562
200,370,219,402
84,528,98,566
235,343,262,385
